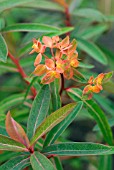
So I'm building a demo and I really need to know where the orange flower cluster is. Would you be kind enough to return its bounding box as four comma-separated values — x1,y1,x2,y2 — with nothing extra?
30,36,79,84
83,73,105,100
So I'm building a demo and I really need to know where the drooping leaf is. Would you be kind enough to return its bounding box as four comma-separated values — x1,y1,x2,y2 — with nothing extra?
2,23,60,33
30,103,76,146
0,135,27,152
30,151,55,170
27,85,51,140
50,79,61,112
67,88,113,145
76,37,108,65
42,142,111,156
6,111,30,148
0,155,30,170
72,8,106,22
0,34,8,62
44,102,83,147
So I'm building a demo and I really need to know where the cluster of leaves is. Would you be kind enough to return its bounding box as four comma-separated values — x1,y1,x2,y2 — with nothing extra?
0,0,114,170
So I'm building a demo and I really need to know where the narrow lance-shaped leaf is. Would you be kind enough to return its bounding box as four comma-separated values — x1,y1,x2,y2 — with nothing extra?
27,85,51,140
22,0,64,12
72,8,106,22
52,157,63,170
6,111,30,148
0,155,30,170
0,134,28,152
50,79,61,112
0,93,25,113
42,142,111,156
78,24,108,39
2,23,60,33
76,37,108,65
0,34,8,62
67,88,113,145
98,155,112,170
0,0,34,13
30,151,56,170
30,103,76,146
44,101,83,147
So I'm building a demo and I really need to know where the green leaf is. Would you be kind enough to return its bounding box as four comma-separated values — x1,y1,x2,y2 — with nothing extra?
52,157,63,170
67,88,113,145
44,102,83,147
0,93,25,113
0,155,30,170
0,135,27,151
0,18,5,30
76,37,108,65
30,103,76,146
93,94,114,116
45,27,74,37
0,34,8,62
30,151,55,170
23,0,64,12
24,77,38,102
42,142,111,156
27,85,51,140
2,23,60,33
72,8,106,22
0,126,8,136
93,118,114,131
50,79,61,112
79,24,108,39
0,0,34,13
0,152,20,164
98,155,112,170
79,62,94,69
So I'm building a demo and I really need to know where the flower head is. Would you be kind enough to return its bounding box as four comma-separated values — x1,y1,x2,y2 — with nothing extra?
82,72,112,100
30,35,79,84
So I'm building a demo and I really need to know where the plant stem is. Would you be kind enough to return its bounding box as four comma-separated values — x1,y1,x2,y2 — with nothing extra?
8,51,37,98
65,5,72,36
60,74,64,95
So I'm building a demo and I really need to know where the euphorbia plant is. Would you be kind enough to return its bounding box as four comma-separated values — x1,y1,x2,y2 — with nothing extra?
0,0,114,169
0,35,113,170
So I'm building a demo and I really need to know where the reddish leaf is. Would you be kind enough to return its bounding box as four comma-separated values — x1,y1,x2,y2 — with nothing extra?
6,111,30,148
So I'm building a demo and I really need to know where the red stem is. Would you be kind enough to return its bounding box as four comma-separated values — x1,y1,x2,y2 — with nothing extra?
65,6,72,36
8,51,37,98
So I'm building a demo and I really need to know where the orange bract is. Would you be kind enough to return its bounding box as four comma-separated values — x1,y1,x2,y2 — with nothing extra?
83,73,105,100
30,35,79,84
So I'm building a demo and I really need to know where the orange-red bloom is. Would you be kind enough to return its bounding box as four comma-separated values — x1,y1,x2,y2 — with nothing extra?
30,35,79,84
83,73,105,100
